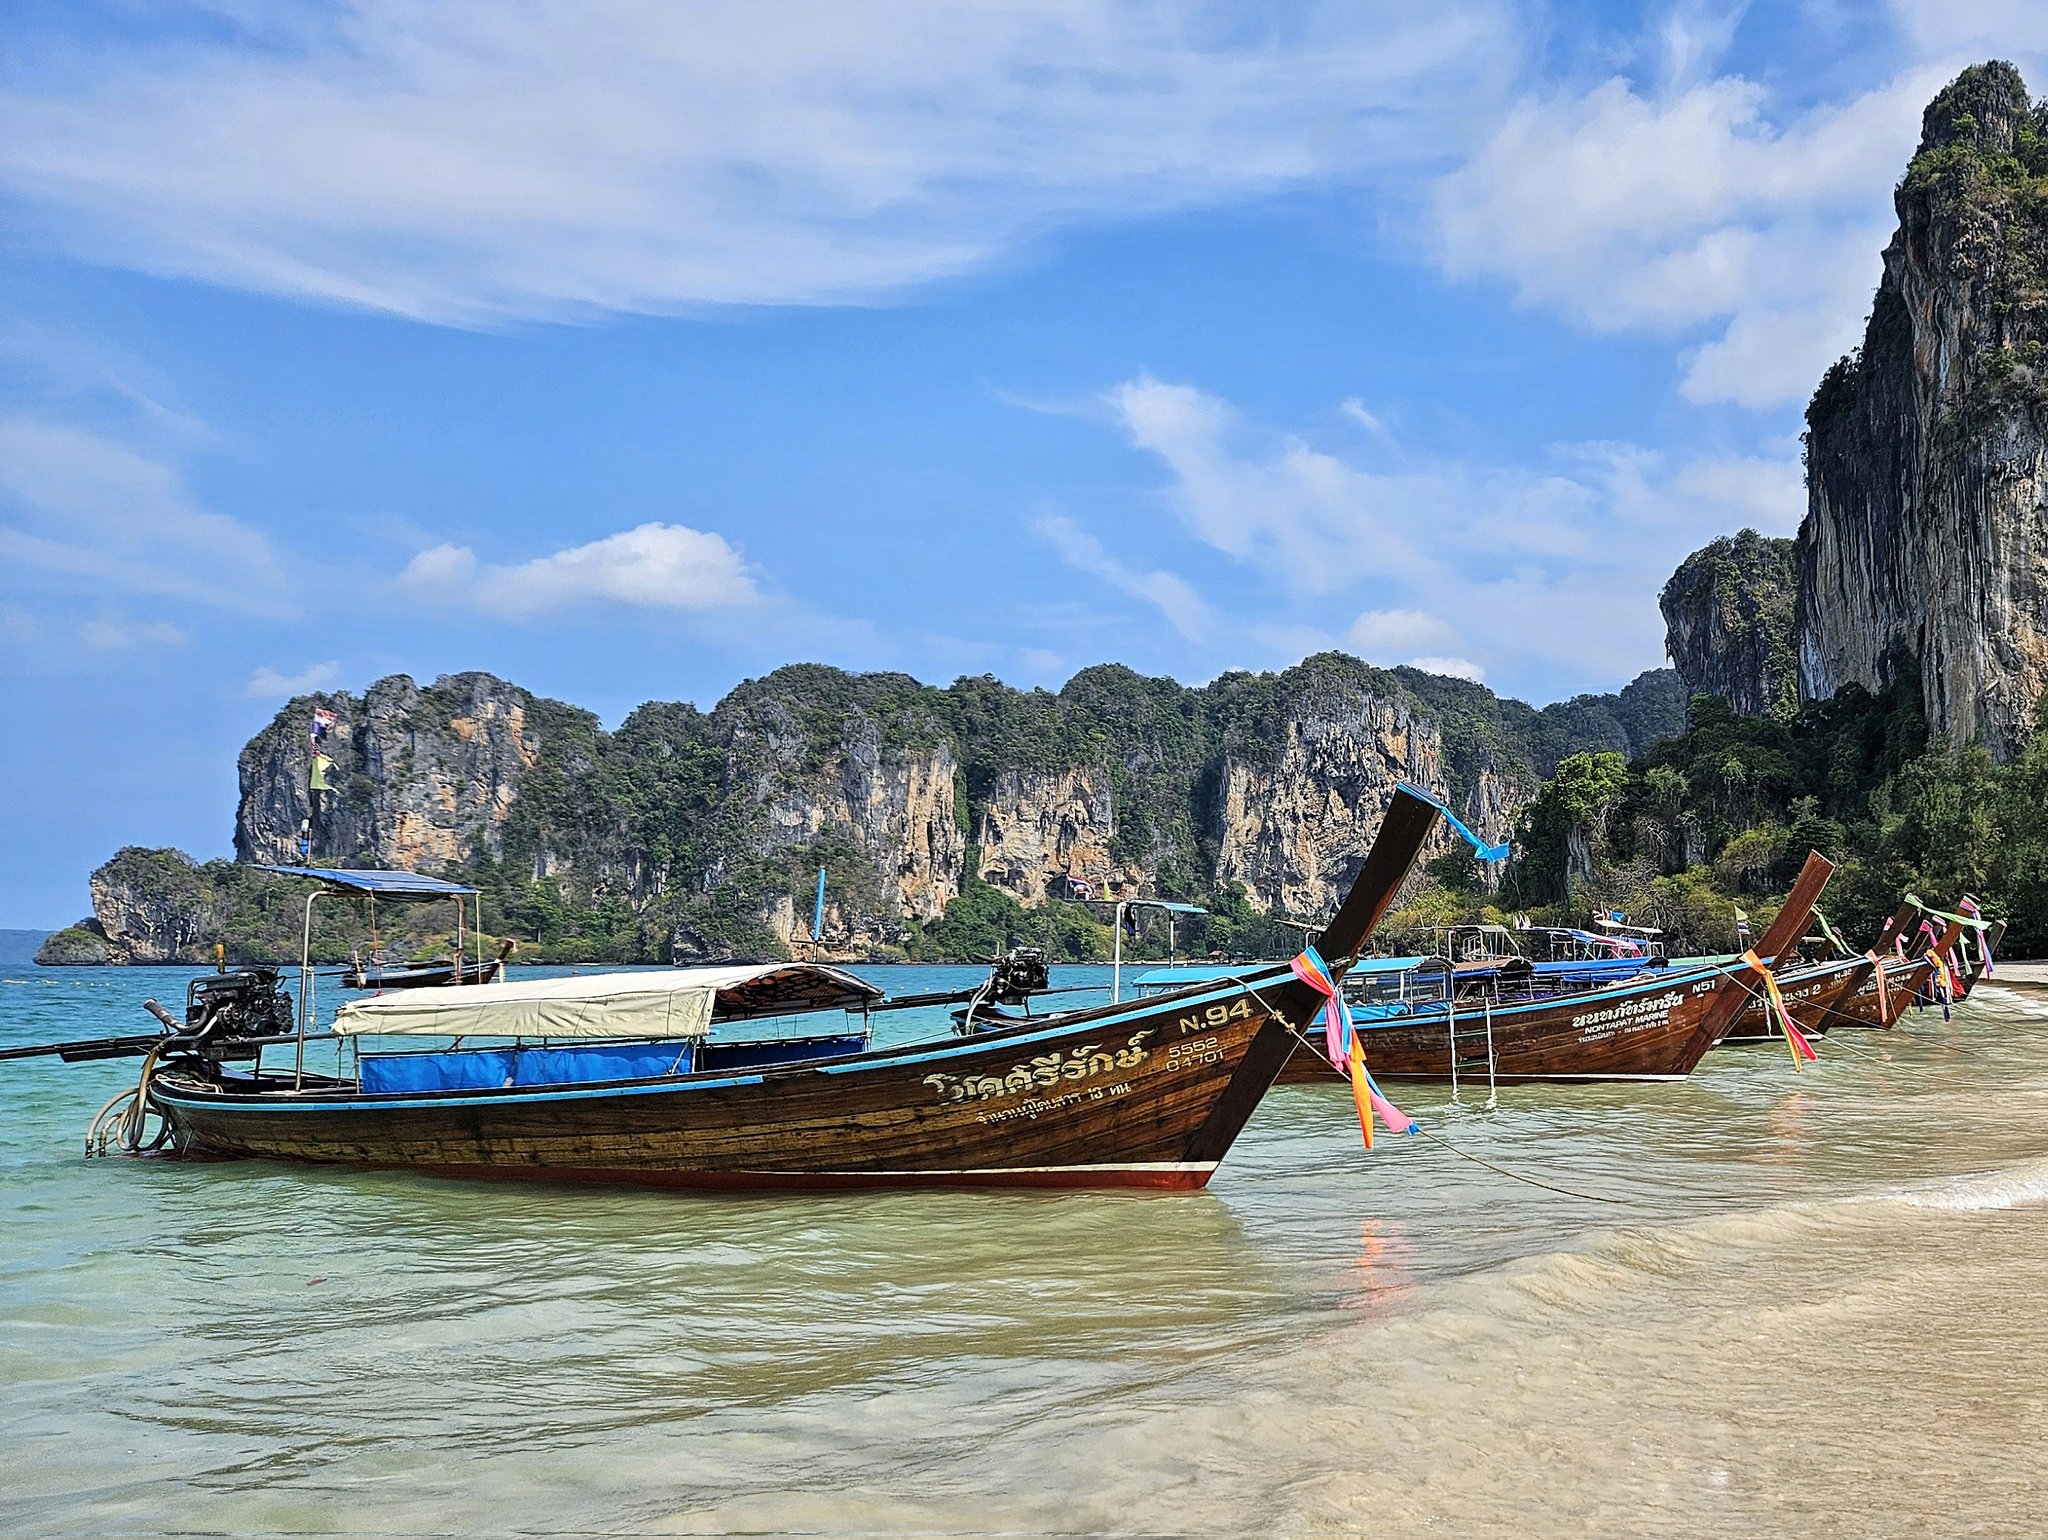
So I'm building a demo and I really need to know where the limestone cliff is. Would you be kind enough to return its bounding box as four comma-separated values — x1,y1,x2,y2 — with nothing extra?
85,848,221,963
1210,661,1449,917
236,672,548,869
1661,530,1799,717
713,682,965,952
973,766,1137,907
1799,61,2048,757
81,655,1684,963
34,926,109,965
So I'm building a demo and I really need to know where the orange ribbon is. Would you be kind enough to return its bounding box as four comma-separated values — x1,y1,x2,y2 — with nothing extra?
1743,950,1817,1069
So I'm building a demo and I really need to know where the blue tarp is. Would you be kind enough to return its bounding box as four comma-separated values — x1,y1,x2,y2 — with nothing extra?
1131,956,1433,991
255,864,479,898
360,1040,696,1094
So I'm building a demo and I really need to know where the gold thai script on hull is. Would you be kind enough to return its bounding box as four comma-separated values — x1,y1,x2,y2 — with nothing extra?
923,1032,1154,1104
1571,990,1684,1037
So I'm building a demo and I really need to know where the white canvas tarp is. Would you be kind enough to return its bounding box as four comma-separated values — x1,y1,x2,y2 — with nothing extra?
332,964,880,1040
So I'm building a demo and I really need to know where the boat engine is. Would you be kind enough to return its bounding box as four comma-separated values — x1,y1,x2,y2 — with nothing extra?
986,947,1050,1005
167,967,296,1060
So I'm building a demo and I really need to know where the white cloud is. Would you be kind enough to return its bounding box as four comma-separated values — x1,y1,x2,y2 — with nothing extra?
78,616,187,652
245,661,343,700
1108,376,1433,590
1405,655,1486,682
1669,452,1805,533
1347,608,1455,658
1427,64,1947,408
1339,399,1389,436
1888,0,2048,54
400,522,760,620
1032,514,1215,642
0,1,1520,323
0,415,292,614
1087,377,1805,693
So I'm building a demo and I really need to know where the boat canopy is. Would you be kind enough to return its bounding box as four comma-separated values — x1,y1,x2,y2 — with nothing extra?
255,864,480,899
333,964,883,1040
1131,956,1433,990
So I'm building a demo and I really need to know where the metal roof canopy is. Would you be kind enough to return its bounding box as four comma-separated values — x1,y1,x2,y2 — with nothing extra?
254,864,480,899
1131,955,1437,989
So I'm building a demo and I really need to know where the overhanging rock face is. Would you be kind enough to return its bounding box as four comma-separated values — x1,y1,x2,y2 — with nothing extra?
1798,61,2048,759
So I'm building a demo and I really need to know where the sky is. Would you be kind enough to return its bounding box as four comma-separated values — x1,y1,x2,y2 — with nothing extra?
3,0,2046,925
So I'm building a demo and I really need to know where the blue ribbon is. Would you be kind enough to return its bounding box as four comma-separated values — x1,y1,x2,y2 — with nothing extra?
1394,781,1511,863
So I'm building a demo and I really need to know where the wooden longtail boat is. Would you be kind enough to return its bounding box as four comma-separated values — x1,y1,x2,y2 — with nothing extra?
125,787,1446,1192
1274,853,1834,1086
1959,921,2006,999
1716,901,1922,1044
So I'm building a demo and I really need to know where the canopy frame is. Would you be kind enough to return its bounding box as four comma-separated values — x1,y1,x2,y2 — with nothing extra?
331,963,885,1044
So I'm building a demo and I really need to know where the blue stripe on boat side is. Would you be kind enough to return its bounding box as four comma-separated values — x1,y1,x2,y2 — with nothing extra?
155,1072,772,1113
1354,964,1728,1031
817,977,1277,1073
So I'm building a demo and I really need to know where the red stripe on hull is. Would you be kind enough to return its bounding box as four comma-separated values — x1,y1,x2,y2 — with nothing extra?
159,1153,1216,1193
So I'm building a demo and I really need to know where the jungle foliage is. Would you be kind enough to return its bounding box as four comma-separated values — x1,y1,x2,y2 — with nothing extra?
1502,677,2048,956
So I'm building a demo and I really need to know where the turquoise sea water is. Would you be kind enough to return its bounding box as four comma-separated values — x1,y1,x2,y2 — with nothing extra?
4,962,2047,1536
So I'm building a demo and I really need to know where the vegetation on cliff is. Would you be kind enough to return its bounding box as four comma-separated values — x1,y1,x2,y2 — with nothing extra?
1795,60,2048,759
74,650,1688,964
1660,531,1799,720
1506,677,2048,955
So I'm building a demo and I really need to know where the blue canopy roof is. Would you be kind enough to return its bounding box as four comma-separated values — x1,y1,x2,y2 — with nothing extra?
1131,956,1434,989
255,864,479,898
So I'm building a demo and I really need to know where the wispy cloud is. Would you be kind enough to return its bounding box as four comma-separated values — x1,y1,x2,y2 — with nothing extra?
1071,376,1806,692
1419,0,2048,413
246,661,342,700
1347,608,1455,658
399,522,761,620
78,616,187,652
1031,513,1215,642
1406,654,1486,682
0,415,292,615
0,1,1520,324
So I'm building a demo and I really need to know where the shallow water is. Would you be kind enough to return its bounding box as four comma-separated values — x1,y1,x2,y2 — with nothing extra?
3,964,2046,1536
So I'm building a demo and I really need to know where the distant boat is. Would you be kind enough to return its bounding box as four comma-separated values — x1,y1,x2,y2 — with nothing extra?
344,941,513,992
1270,853,1835,1087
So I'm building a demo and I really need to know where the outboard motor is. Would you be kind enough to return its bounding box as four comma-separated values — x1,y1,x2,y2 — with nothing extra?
168,967,296,1060
951,947,1055,1035
987,947,1050,1006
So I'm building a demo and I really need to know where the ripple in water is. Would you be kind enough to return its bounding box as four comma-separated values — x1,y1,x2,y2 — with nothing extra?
3,964,2046,1535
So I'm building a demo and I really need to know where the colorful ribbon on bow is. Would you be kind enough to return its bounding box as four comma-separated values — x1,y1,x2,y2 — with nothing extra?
1351,1040,1417,1149
1867,952,1891,1023
1812,907,1853,958
1290,945,1417,1148
1959,896,1994,977
1741,949,1817,1069
1291,944,1346,1071
1924,947,1955,1020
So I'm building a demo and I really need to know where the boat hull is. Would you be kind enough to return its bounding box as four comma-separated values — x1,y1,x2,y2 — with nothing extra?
1716,954,1883,1043
1279,966,1737,1085
149,973,1312,1192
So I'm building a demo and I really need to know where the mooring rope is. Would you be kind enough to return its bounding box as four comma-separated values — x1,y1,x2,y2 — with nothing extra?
1221,972,1651,1208
1408,1124,1638,1206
